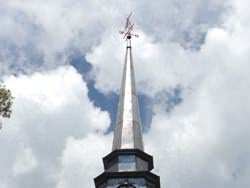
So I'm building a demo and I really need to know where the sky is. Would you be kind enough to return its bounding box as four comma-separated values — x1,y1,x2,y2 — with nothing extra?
0,0,250,188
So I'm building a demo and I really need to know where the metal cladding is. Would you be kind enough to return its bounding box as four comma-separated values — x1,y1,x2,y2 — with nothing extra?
112,39,144,151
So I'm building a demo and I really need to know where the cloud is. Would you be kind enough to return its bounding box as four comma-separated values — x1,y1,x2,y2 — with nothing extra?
56,134,112,188
144,1,250,187
13,147,38,176
0,0,132,75
86,0,229,95
146,61,250,187
134,0,228,48
0,66,110,188
0,0,228,76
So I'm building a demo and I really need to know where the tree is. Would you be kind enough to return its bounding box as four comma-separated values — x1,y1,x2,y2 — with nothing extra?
0,85,13,118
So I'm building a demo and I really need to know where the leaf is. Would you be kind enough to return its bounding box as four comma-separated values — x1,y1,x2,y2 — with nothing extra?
0,85,14,118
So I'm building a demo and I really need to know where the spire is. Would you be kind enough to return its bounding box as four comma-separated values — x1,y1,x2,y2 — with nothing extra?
112,16,143,151
94,14,161,188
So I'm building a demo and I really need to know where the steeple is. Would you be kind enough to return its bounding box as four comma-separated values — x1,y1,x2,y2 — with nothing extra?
112,37,144,151
94,14,160,188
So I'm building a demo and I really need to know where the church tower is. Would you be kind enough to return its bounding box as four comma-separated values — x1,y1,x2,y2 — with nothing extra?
94,14,160,188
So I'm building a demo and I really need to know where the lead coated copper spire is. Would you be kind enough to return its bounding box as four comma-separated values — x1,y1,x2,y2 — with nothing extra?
94,14,160,188
112,14,143,151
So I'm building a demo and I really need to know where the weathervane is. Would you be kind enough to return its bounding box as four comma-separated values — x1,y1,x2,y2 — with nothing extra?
119,13,139,40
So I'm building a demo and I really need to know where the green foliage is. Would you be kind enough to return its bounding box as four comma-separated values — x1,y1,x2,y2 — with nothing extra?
0,85,14,118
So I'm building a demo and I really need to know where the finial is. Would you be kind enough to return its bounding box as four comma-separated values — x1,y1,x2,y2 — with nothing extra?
119,12,139,40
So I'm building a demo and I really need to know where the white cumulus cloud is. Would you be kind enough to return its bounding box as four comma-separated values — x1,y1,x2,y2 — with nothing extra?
0,66,110,188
